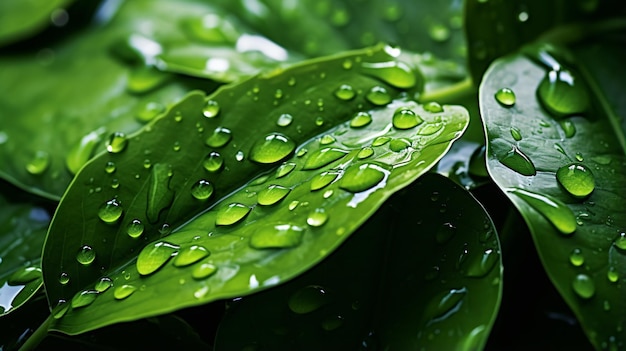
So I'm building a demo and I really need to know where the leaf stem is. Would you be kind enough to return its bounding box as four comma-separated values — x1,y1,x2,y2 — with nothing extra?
419,77,475,104
19,314,52,351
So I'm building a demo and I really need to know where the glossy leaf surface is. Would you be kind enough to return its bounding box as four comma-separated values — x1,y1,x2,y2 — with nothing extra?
214,173,502,350
0,0,73,46
481,43,626,350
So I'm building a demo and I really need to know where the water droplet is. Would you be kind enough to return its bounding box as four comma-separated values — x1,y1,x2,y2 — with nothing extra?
614,232,626,251
249,133,296,164
572,274,595,299
53,300,69,319
172,141,181,151
372,136,390,146
537,69,589,117
350,111,373,128
276,162,296,178
250,224,305,249
137,101,165,123
495,88,516,107
191,179,214,200
136,241,179,275
288,76,296,86
114,284,137,300
360,61,416,89
559,120,576,138
257,185,291,206
276,113,293,127
216,203,251,226
8,266,42,285
392,107,423,130
366,86,392,105
94,277,113,292
320,135,336,145
26,150,50,175
464,249,499,277
436,223,456,244
499,146,536,176
173,245,210,267
510,127,522,141
105,161,116,174
201,151,223,173
357,147,374,159
556,163,595,198
297,148,308,157
607,267,619,283
203,99,220,118
322,315,344,331
428,23,451,42
127,67,169,93
569,248,585,266
192,262,218,279
307,208,328,227
334,84,356,100
58,272,70,285
323,189,334,198
315,116,324,126
288,285,329,314
424,102,444,113
66,129,105,174
76,245,96,265
106,132,128,153
205,127,232,148
424,287,467,322
310,171,340,191
342,59,353,69
575,152,584,162
340,163,387,193
98,198,123,224
509,188,577,234
71,290,99,309
303,148,349,170
389,138,411,152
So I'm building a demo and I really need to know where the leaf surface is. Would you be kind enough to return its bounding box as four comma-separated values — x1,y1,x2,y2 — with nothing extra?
0,0,74,46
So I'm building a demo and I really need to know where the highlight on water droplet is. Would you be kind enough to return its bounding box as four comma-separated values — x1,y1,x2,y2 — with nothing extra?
215,203,251,226
106,132,128,153
203,99,220,118
392,107,423,130
114,284,137,300
250,223,305,249
303,148,349,170
126,219,144,238
136,241,179,275
249,133,296,164
257,184,291,206
71,290,99,309
366,86,392,106
202,152,224,172
288,285,330,314
276,113,293,127
494,88,516,107
276,162,296,178
307,208,328,227
95,277,113,292
205,127,232,148
498,146,536,176
173,245,210,267
334,84,356,100
340,163,388,193
537,69,589,117
350,111,373,128
572,273,595,299
360,61,416,89
509,188,577,234
191,179,214,200
192,262,218,280
26,150,50,175
76,245,96,265
98,198,123,224
556,163,594,198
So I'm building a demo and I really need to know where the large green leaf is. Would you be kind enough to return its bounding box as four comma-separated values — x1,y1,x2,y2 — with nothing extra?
0,195,50,316
480,41,626,350
0,0,74,46
214,173,501,350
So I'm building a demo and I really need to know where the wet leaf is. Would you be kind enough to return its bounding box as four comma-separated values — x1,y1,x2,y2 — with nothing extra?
214,173,502,351
480,41,626,350
0,0,74,46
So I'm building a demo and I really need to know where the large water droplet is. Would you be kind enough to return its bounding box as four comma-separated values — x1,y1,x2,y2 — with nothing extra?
202,152,224,173
307,208,329,227
192,262,218,279
98,198,123,224
509,188,577,234
95,277,113,292
392,107,423,130
556,163,594,198
136,241,179,275
250,224,305,249
173,245,210,267
537,69,589,117
203,99,220,118
76,245,96,265
340,163,387,193
276,162,296,178
303,148,349,170
126,219,144,238
360,61,416,89
334,84,356,100
372,136,390,147
191,179,214,200
276,113,293,127
288,285,330,314
106,132,128,153
495,88,516,107
424,101,444,113
614,232,626,251
114,284,137,300
310,171,340,191
350,111,372,128
205,127,232,148
249,133,296,164
216,203,251,226
366,86,392,106
499,146,536,176
26,151,50,175
257,185,291,205
71,290,99,309
572,274,595,299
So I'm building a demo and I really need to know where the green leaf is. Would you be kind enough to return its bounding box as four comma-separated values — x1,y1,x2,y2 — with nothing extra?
480,42,626,350
0,194,50,316
214,173,502,350
0,0,74,46
42,45,468,334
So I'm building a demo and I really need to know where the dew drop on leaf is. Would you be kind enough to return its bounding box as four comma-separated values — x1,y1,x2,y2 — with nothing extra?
257,185,291,206
614,232,626,251
276,113,293,127
215,203,251,226
205,127,232,148
464,248,499,277
357,147,374,159
235,150,245,161
498,146,536,176
340,163,387,193
537,69,589,117
106,132,128,153
202,152,224,173
321,315,344,331
136,101,165,123
334,84,356,100
125,219,144,239
192,262,218,280
360,61,416,89
569,248,585,266
372,136,390,146
76,245,96,265
607,267,619,283
98,198,123,224
71,290,99,309
104,161,116,174
203,99,220,118
249,133,296,164
66,129,105,174
509,188,577,234
276,162,296,178
350,111,373,128
510,127,522,141
310,171,340,191
114,284,137,300
436,222,456,244
173,245,210,267
556,163,595,198
58,272,70,285
572,274,595,299
249,224,305,249
307,208,329,227
25,150,50,175
320,135,336,145
494,88,516,107
560,120,576,138
365,86,392,106
288,285,330,314
424,287,467,322
95,277,113,292
191,179,214,200
303,148,349,170
424,101,444,113
392,107,423,130
389,138,411,152
136,241,179,275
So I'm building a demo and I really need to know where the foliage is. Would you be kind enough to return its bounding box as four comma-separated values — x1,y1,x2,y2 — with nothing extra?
0,0,624,350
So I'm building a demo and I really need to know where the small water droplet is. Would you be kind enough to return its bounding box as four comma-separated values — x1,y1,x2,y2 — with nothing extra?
372,136,390,146
307,208,328,227
509,188,577,234
428,23,451,42
360,61,416,89
105,161,117,174
276,113,293,127
127,67,169,93
71,290,99,309
320,135,336,145
436,223,456,244
556,163,595,198
53,300,69,319
340,163,387,193
59,272,70,285
202,152,224,172
249,133,296,164
310,171,340,191
106,132,128,153
288,76,297,86
537,69,589,117
192,262,218,279
191,179,214,200
173,245,210,267
559,120,576,138
572,274,595,299
389,138,411,152
276,162,296,178
366,86,392,105
250,223,305,249
113,284,137,300
303,148,349,170
357,147,374,159
235,150,245,161
143,159,152,169
288,285,330,314
423,102,444,113
495,88,516,107
216,203,251,226
498,146,536,176
321,315,344,331
575,152,584,162
614,232,626,251
607,267,619,283
136,241,179,275
136,101,165,123
95,277,113,292
315,116,324,126
464,249,499,277
98,198,123,224
257,185,291,205
76,245,96,265
334,84,356,100
510,127,522,141
26,150,50,175
424,287,467,322
205,127,232,148
203,99,220,118
569,248,585,266
392,107,423,130
323,189,334,198
288,200,299,211
350,111,373,128
297,148,308,157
